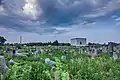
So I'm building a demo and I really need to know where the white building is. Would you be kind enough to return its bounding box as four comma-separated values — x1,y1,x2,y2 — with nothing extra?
71,38,87,46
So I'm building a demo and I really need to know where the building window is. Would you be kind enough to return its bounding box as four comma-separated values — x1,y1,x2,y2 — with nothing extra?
80,42,82,45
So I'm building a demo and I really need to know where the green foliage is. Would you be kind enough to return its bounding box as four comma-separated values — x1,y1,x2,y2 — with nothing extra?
0,36,6,45
50,57,69,80
2,46,120,80
5,62,50,80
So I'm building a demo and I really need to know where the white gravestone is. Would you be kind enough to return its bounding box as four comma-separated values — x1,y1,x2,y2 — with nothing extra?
112,52,118,60
45,58,56,65
9,59,16,65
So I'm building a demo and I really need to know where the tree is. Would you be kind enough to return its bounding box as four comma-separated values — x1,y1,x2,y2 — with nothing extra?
52,40,59,46
88,42,93,46
0,36,6,45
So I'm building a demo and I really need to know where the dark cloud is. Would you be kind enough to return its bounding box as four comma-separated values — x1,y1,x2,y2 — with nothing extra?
0,0,3,5
0,0,120,34
0,0,1,4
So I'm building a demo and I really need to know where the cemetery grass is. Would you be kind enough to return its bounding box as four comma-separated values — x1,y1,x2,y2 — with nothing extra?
2,46,120,80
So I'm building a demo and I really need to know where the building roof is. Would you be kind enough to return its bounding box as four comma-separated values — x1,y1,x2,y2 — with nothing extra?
71,38,86,40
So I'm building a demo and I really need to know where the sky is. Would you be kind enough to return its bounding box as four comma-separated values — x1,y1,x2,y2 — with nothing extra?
0,0,120,43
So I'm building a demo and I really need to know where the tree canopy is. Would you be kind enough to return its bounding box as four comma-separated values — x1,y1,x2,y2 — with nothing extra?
0,36,7,45
13,40,71,46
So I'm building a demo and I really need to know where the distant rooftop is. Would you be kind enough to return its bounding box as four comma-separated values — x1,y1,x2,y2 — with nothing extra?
71,38,86,40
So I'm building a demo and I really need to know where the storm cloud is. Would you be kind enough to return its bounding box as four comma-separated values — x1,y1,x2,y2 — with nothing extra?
0,0,120,34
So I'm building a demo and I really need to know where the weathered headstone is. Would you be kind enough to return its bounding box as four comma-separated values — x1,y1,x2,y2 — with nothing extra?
0,56,8,74
29,49,32,53
98,49,102,54
87,47,91,54
93,48,98,55
102,47,108,53
9,59,16,65
29,49,34,54
16,48,19,53
12,49,16,57
40,48,44,53
45,58,56,65
108,42,114,55
51,65,58,80
112,52,118,60
34,50,39,59
16,53,28,57
48,45,51,47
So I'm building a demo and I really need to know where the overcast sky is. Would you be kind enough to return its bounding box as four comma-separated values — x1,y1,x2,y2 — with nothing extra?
0,0,120,43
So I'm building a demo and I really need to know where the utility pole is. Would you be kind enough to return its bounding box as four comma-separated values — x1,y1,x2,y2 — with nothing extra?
20,36,22,44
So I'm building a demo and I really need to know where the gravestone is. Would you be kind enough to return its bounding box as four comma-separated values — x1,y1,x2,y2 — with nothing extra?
29,49,34,54
16,53,28,57
89,47,93,54
102,47,108,53
51,65,58,80
29,49,32,52
87,47,91,54
112,52,118,60
108,42,114,55
12,49,16,57
9,59,16,65
93,48,98,55
0,56,8,74
97,48,102,55
16,48,19,53
91,47,99,56
34,50,39,60
29,49,32,53
45,58,56,66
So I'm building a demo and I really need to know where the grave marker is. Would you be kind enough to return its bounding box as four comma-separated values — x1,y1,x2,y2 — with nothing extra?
0,56,8,74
